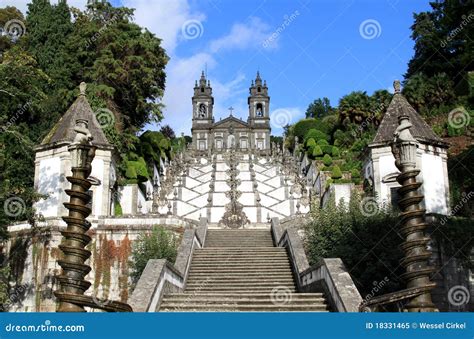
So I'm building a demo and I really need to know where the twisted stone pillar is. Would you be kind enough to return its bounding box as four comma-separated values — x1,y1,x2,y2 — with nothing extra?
56,144,95,312
392,111,438,312
54,114,131,312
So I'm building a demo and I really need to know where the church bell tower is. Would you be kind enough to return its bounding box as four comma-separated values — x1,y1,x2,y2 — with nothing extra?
192,71,214,150
248,71,271,150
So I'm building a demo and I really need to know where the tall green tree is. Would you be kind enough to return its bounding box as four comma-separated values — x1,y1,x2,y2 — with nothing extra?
338,91,372,124
406,0,474,85
305,97,335,118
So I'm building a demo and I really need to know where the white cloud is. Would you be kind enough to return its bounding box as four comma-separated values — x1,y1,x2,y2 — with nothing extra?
160,55,251,135
209,16,276,53
122,0,205,54
4,0,277,136
270,107,304,134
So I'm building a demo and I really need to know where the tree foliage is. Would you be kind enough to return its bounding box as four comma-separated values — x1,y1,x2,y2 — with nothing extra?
159,125,176,140
305,194,404,296
129,226,178,284
305,97,335,119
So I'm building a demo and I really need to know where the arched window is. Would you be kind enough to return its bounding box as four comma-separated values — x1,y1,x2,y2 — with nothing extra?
199,104,207,118
256,103,263,117
257,87,261,92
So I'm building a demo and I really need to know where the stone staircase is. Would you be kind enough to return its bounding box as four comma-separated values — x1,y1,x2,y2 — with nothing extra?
160,229,328,311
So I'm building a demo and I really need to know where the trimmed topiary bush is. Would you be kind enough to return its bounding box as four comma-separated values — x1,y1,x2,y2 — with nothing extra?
331,165,342,179
322,145,333,155
306,138,316,148
323,154,333,166
351,168,361,179
312,145,323,158
304,129,329,143
317,139,329,146
125,157,149,183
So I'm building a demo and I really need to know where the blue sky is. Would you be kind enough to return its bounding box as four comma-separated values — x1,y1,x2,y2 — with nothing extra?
5,0,433,135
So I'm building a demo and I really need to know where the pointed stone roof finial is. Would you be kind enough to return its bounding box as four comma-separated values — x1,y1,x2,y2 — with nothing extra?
201,71,205,79
79,82,87,96
393,80,401,94
256,71,261,80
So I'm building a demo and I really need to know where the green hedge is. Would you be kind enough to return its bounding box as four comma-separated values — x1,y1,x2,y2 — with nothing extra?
304,129,329,144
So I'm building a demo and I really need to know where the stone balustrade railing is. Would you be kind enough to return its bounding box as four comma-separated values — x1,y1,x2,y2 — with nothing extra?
271,218,362,312
129,218,208,312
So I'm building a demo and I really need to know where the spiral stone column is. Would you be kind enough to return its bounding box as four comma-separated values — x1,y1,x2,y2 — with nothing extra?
392,112,438,312
54,113,131,312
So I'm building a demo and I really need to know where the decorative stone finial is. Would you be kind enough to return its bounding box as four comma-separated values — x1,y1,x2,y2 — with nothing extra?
393,80,401,94
79,82,87,96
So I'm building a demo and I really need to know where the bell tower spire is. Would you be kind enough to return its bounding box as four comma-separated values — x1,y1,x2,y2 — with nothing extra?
192,71,214,151
248,71,271,150
248,71,270,121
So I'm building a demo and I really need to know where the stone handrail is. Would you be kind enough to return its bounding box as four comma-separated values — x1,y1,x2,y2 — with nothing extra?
129,218,208,312
128,259,183,312
271,218,362,312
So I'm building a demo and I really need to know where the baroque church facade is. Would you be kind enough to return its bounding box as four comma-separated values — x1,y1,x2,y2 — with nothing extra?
192,72,271,151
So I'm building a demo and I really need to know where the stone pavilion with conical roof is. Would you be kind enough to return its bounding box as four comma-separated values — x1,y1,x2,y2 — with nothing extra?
34,83,117,218
363,81,450,214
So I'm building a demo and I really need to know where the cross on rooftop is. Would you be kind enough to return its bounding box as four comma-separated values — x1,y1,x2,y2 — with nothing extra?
228,106,234,116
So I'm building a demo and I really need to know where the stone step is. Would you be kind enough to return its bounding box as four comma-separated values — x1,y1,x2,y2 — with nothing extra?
191,262,291,267
185,282,296,293
190,268,291,274
187,277,295,286
193,253,288,261
161,298,326,306
192,258,290,264
159,304,328,312
189,269,293,274
185,288,297,293
206,230,271,234
164,293,325,299
196,247,284,251
206,246,274,248
205,241,273,244
188,273,294,279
